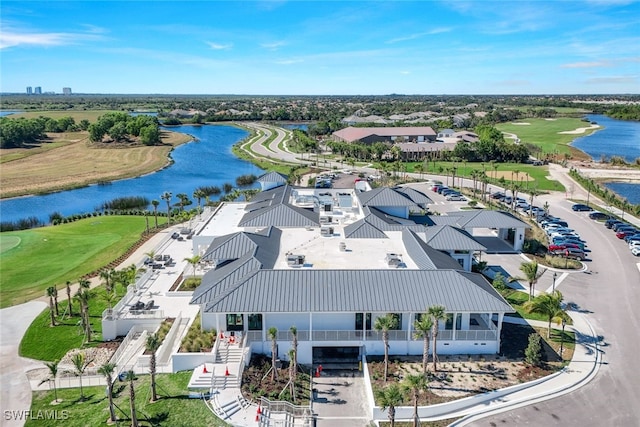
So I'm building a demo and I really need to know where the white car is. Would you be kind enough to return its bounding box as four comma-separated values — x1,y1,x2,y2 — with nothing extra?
631,246,640,256
629,241,640,249
446,194,467,201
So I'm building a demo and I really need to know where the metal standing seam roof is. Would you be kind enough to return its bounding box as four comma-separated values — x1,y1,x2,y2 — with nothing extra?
393,186,433,207
402,229,464,271
357,187,421,208
433,210,531,229
239,186,319,228
423,225,487,251
333,126,436,143
343,219,388,239
201,269,514,314
191,254,262,304
201,227,281,266
257,171,289,184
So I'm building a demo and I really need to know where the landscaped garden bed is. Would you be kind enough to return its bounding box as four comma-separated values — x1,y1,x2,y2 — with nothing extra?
143,317,175,355
178,314,216,352
241,354,311,404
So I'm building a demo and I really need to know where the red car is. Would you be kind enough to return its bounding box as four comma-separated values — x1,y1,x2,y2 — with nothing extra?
616,229,638,239
548,243,581,252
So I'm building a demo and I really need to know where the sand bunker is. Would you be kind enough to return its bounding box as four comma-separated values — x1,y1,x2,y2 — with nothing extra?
558,124,600,135
511,122,531,125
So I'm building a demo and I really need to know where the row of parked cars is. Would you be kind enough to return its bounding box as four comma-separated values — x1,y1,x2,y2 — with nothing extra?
431,184,467,201
539,212,588,260
604,217,640,256
489,192,546,217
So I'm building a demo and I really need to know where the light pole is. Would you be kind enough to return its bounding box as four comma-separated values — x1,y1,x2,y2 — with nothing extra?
560,318,567,359
552,272,558,293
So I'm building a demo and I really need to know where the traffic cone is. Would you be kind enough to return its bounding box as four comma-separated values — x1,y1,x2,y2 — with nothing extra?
257,405,261,415
225,366,230,376
255,413,260,422
315,368,320,377
203,365,208,374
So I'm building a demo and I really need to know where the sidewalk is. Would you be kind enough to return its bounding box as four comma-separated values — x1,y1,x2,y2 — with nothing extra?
444,310,600,425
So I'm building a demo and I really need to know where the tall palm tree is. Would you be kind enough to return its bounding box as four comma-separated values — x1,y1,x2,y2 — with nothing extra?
288,348,296,402
375,383,403,427
413,314,433,375
126,370,139,427
183,255,202,279
100,268,115,295
524,291,568,339
176,193,189,211
290,326,298,381
402,374,429,427
268,327,278,382
46,286,57,326
374,314,398,382
161,191,172,225
98,363,117,423
516,261,547,301
42,360,59,403
71,351,90,400
427,305,447,372
193,189,205,216
151,200,160,228
65,280,73,317
146,333,161,402
75,286,92,343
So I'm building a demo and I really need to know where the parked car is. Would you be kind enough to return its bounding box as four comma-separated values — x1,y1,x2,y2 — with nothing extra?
552,237,585,250
564,247,587,260
446,194,467,201
441,189,458,196
631,246,640,256
605,219,624,229
616,229,638,239
572,203,593,212
589,212,611,221
548,243,582,252
612,222,632,232
490,192,505,199
629,241,640,250
623,233,640,243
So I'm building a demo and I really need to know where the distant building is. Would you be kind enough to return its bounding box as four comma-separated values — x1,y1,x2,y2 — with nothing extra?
34,86,42,95
62,87,72,95
332,126,437,144
26,86,32,95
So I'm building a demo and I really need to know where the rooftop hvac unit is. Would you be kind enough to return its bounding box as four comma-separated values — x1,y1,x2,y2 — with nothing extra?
286,254,305,267
320,227,334,237
385,253,402,268
319,216,332,224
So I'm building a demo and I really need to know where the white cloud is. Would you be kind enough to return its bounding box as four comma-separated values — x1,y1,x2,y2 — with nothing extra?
275,59,303,65
261,41,286,50
206,41,232,50
0,24,107,50
585,75,637,84
561,61,612,68
386,28,452,44
400,70,410,75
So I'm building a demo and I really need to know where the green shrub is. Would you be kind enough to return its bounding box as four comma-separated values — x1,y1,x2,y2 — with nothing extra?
525,333,543,366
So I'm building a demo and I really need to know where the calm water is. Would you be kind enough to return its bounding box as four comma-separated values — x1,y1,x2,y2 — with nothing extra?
0,125,261,224
571,114,640,205
572,114,640,163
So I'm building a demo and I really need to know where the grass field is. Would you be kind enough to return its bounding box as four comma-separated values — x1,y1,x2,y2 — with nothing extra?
0,216,161,308
496,117,599,159
27,372,227,427
0,126,192,198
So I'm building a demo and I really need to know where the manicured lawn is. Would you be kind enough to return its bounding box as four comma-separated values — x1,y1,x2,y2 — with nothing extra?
27,372,228,426
495,117,599,157
19,283,126,361
0,216,163,308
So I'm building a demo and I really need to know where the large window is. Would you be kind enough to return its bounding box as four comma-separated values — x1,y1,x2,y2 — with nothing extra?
226,314,243,331
390,313,402,330
247,314,262,331
355,313,372,330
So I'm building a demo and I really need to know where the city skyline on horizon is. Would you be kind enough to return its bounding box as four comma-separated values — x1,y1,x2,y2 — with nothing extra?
1,1,639,96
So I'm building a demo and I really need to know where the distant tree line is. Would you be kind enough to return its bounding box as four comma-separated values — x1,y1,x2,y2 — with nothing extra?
605,105,640,121
88,112,161,145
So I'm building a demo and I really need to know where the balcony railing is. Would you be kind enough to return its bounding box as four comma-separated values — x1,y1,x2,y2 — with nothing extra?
455,329,498,341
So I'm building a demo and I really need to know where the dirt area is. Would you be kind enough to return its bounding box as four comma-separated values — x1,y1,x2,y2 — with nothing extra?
26,343,119,383
492,171,534,182
241,354,311,404
0,130,192,198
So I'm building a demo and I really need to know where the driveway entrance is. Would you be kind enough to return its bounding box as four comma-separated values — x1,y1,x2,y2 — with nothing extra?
312,369,371,426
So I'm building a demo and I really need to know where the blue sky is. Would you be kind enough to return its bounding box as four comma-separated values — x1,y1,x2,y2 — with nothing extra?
1,1,639,95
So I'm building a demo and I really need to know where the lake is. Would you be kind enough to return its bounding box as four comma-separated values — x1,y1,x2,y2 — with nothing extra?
0,125,262,224
572,114,640,163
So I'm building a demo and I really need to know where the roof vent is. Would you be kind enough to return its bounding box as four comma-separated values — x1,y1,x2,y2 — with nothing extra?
385,253,403,268
320,227,334,237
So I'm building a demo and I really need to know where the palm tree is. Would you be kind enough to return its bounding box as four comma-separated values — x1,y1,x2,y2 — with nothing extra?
176,193,189,211
193,189,205,216
52,286,59,316
75,286,92,343
71,351,91,400
402,374,429,427
46,286,57,326
161,191,172,225
126,370,139,427
146,333,161,402
100,268,116,295
287,348,296,402
268,327,278,382
65,280,73,317
42,360,60,403
98,363,117,423
374,314,398,382
516,261,547,301
290,326,298,381
375,383,403,427
427,305,447,372
183,255,202,279
524,291,568,339
223,182,233,194
151,200,160,228
413,314,433,375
